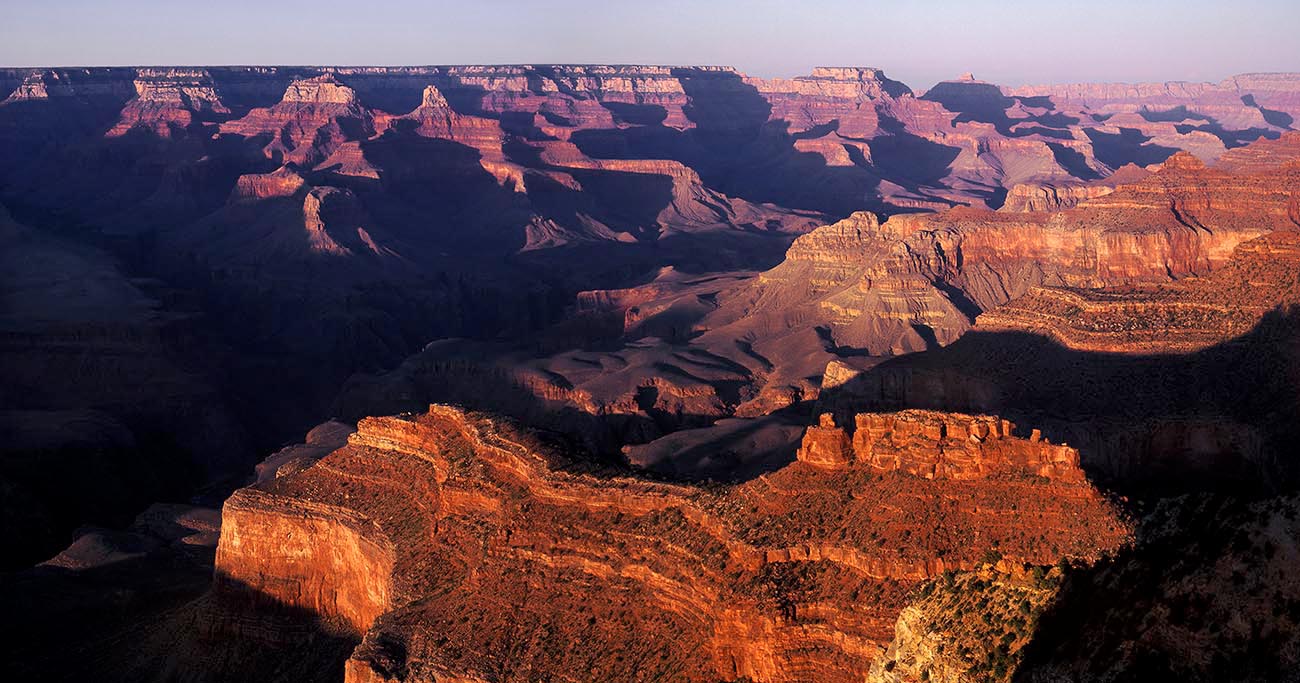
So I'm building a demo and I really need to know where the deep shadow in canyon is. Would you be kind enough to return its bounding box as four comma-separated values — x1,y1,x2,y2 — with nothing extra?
819,305,1300,501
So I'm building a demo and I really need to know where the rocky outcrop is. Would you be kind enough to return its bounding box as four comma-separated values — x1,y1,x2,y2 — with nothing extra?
229,165,309,202
814,219,1300,494
254,420,355,482
699,209,973,368
216,489,395,636
1000,181,1117,212
219,74,374,168
209,404,1129,682
382,84,502,150
798,411,1084,483
686,133,1300,408
977,231,1300,353
301,186,394,257
107,68,229,137
795,413,855,467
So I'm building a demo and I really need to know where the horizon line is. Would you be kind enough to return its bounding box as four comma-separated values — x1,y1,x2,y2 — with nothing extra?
3,64,1297,92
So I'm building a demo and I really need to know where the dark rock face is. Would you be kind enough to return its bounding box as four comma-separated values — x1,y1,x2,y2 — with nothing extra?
0,207,249,568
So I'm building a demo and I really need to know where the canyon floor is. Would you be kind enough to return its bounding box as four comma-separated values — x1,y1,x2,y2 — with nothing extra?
1,65,1299,682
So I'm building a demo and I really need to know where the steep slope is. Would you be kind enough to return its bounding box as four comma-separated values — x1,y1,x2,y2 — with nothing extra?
871,492,1300,683
685,135,1300,405
977,231,1300,353
207,404,1129,683
815,227,1300,495
1015,493,1300,682
867,563,1065,683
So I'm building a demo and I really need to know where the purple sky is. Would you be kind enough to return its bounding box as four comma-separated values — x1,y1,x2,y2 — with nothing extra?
3,0,1297,91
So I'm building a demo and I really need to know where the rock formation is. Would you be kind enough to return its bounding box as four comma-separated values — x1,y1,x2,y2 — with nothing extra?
681,133,1300,407
315,132,1300,491
999,181,1120,212
219,74,374,168
814,220,1300,493
211,404,1129,682
798,411,1084,483
108,68,229,137
976,231,1300,353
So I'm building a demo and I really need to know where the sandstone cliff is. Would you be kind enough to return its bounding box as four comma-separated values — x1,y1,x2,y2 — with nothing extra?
210,404,1129,682
682,134,1300,410
799,410,1084,483
976,230,1300,354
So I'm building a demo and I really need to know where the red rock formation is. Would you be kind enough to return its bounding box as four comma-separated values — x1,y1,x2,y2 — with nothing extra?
4,67,1298,627
1000,181,1119,212
107,68,229,137
977,231,1300,353
796,410,1085,483
211,404,1129,682
219,74,374,168
318,132,1300,489
795,413,855,468
217,489,396,636
383,84,500,143
301,186,394,257
697,133,1300,384
229,165,309,202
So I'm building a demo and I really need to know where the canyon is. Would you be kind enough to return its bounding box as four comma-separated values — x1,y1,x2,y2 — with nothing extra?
2,64,1299,682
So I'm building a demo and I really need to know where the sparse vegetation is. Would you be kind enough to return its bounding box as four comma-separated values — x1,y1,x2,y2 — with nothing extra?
879,565,1062,683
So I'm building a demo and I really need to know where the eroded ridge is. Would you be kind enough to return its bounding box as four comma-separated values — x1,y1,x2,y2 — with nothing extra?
213,404,1129,682
798,410,1083,483
976,231,1300,353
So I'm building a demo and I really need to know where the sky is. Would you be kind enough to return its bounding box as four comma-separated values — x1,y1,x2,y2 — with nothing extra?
2,0,1297,91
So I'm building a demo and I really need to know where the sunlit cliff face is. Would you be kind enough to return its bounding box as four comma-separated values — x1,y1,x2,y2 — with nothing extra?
212,405,1129,683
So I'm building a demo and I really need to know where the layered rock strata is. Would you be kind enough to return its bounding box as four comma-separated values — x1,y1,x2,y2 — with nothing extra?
976,231,1300,353
798,411,1084,483
212,404,1129,682
688,134,1300,403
